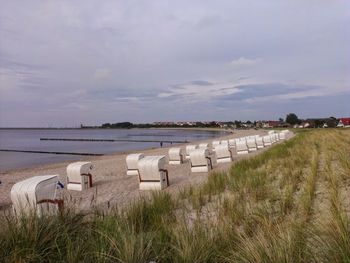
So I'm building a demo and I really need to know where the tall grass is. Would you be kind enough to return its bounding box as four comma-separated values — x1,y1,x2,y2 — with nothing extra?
1,129,349,262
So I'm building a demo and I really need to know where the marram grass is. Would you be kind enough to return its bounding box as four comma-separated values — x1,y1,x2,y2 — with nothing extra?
1,129,350,262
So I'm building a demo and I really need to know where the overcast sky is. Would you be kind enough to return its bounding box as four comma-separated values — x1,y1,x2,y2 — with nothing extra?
0,0,349,127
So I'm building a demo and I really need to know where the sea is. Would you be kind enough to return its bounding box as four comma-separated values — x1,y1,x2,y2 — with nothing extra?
0,128,227,172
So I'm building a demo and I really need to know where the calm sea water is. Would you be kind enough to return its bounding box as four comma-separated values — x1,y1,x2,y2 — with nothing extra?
0,129,226,172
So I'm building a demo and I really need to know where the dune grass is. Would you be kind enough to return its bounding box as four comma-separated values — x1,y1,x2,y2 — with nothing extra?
1,129,349,262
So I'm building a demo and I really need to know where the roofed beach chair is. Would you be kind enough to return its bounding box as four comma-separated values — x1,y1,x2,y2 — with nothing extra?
236,141,249,155
215,144,233,163
11,175,63,216
168,148,185,165
212,140,221,149
186,145,198,159
220,140,229,146
229,139,236,148
126,153,144,175
285,130,291,137
190,149,213,173
278,132,286,140
66,162,93,191
263,135,272,146
274,133,280,142
270,134,276,144
138,156,169,190
268,130,275,135
256,137,264,149
199,143,210,150
247,138,258,152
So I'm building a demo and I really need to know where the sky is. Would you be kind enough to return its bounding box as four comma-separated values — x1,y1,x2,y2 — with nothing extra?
0,0,349,127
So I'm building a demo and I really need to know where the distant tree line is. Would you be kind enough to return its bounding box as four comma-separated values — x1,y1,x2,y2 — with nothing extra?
80,113,341,130
285,113,337,128
96,121,222,129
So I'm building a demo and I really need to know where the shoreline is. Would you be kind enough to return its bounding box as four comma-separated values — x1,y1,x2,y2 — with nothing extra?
0,129,274,211
0,127,229,174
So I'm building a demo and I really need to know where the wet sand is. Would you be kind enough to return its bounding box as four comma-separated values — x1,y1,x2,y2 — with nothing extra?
0,129,286,212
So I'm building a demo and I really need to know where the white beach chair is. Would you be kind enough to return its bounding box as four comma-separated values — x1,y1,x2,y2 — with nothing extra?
263,135,272,146
268,130,275,135
256,137,264,149
278,132,286,140
190,149,213,173
186,145,198,159
229,139,236,148
66,161,93,191
247,138,258,152
215,144,233,163
274,133,280,142
212,140,221,149
270,134,276,144
126,153,145,176
220,140,229,146
236,141,249,155
11,175,62,216
284,130,291,138
138,156,169,190
168,148,185,165
198,143,210,150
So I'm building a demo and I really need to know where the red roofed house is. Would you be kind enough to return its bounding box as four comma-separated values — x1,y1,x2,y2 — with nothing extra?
337,118,350,127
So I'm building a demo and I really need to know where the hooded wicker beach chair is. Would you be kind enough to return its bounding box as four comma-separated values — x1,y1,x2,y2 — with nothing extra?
281,129,290,137
66,161,93,191
212,140,221,149
278,132,286,140
263,135,272,146
236,141,249,155
256,136,264,149
11,175,63,216
199,143,210,150
190,149,213,172
186,145,199,159
220,140,229,145
270,134,276,144
137,156,169,190
168,148,185,165
126,153,145,175
215,144,233,163
247,138,258,152
228,139,236,148
274,133,280,142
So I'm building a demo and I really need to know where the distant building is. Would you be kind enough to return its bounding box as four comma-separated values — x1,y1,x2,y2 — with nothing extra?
337,118,350,127
299,122,310,128
262,121,289,128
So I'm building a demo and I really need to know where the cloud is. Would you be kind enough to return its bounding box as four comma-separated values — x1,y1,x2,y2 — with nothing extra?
214,83,328,103
0,0,349,126
93,68,111,80
229,57,261,68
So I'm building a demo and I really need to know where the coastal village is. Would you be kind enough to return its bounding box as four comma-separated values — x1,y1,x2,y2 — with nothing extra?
149,117,350,129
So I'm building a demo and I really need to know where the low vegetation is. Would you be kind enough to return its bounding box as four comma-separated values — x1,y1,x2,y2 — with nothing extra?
1,129,349,262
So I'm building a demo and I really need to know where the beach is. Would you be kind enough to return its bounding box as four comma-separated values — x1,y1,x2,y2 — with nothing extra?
0,129,275,212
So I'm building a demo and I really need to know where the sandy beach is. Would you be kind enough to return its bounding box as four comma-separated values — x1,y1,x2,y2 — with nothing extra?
0,129,279,212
